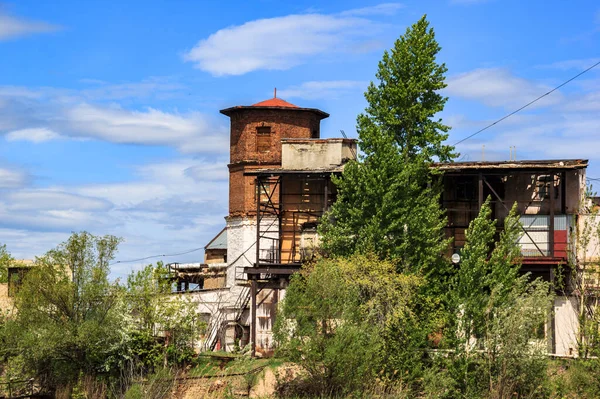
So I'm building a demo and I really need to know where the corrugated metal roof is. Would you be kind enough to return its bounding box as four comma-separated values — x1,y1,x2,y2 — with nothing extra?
434,159,588,171
205,227,227,250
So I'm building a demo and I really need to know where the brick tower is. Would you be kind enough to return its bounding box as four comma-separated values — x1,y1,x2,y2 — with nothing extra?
220,95,329,217
220,95,329,285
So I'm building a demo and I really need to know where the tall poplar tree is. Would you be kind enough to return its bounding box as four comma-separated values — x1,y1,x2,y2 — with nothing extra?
320,15,455,279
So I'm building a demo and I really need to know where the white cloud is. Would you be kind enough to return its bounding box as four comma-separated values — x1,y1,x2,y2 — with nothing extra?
0,158,231,277
277,80,367,100
62,103,227,152
6,127,63,143
5,190,112,212
340,3,404,16
538,58,600,71
79,77,186,101
0,12,60,40
446,68,563,109
0,168,27,188
0,91,229,153
450,0,490,4
183,12,379,76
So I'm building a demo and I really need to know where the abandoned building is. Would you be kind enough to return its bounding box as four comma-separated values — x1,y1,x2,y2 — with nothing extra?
171,95,595,358
438,160,589,356
0,260,35,313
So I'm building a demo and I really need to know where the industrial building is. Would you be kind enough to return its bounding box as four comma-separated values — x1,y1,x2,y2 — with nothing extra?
170,95,596,357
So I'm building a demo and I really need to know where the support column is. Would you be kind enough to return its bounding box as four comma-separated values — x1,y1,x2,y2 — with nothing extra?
478,173,483,209
550,173,555,257
251,277,257,358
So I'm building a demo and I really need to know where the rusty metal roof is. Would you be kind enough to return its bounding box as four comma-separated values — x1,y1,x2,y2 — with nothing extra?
245,167,345,176
434,159,588,171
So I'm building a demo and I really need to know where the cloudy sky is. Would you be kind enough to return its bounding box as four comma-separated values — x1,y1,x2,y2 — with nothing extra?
0,0,599,277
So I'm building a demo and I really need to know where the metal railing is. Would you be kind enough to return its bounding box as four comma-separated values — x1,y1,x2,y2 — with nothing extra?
202,286,250,352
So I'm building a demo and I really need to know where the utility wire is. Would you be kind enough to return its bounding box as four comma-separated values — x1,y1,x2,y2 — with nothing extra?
110,215,280,267
453,59,600,146
110,247,204,266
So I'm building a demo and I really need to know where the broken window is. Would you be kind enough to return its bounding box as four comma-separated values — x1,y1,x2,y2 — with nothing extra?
256,126,271,153
255,181,271,204
535,175,557,200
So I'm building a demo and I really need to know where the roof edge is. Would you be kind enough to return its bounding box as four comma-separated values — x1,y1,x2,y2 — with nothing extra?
220,105,329,119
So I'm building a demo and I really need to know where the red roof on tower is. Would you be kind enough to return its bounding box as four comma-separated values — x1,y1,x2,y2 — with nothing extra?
220,94,329,119
251,97,299,108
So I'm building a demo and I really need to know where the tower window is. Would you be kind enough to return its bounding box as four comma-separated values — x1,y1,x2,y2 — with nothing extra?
256,126,271,153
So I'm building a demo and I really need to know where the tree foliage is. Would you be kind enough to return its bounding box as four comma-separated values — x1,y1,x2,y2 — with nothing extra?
274,254,426,395
5,232,126,389
450,199,554,398
0,244,13,284
319,15,455,281
567,188,600,358
124,262,203,370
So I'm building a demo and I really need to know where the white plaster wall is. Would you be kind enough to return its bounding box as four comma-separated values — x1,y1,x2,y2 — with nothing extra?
554,296,579,356
282,139,357,170
226,216,279,287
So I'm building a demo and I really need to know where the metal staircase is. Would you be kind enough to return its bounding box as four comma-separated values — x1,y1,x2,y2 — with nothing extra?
202,286,251,351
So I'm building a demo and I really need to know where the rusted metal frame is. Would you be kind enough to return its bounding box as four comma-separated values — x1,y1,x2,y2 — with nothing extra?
250,275,257,358
549,173,555,257
278,176,283,263
478,173,483,209
482,176,546,257
323,177,329,213
561,172,566,214
259,178,281,216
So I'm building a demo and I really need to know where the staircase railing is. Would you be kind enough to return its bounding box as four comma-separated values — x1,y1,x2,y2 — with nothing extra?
202,286,250,351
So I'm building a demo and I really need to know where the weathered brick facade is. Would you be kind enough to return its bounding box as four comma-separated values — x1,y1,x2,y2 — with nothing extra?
221,101,329,217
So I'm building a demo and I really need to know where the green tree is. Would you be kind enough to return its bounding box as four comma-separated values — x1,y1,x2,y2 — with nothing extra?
319,15,455,280
451,200,553,397
124,262,203,370
4,232,127,390
0,244,13,283
566,187,600,358
274,254,425,395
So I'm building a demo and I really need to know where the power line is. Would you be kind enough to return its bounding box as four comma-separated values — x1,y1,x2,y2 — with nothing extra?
110,247,204,266
453,59,600,146
109,217,280,267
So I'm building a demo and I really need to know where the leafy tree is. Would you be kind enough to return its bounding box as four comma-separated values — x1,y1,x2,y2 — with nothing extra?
566,188,600,358
124,262,203,370
4,232,127,390
274,254,425,395
0,244,13,283
319,15,455,281
450,200,553,397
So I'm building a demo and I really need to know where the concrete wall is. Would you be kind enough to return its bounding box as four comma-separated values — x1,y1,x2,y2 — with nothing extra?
281,138,357,170
0,283,13,312
554,296,579,356
226,216,278,287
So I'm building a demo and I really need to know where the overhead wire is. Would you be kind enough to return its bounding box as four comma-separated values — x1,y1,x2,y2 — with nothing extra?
453,59,600,146
110,246,204,266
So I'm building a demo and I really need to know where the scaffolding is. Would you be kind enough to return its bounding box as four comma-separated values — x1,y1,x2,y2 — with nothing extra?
244,169,338,356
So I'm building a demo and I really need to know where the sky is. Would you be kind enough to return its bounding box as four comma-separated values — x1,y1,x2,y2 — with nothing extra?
0,0,599,278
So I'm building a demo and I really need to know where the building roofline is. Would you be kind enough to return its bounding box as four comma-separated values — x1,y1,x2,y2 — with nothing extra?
434,159,588,171
219,105,329,119
204,227,227,250
245,168,344,176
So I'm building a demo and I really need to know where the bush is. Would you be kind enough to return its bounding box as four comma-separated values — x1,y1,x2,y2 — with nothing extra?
274,254,426,395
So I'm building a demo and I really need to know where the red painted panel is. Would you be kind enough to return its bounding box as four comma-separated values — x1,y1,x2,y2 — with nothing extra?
554,230,568,259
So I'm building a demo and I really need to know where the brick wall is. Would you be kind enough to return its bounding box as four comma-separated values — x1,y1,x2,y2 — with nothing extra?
226,108,322,217
229,109,320,164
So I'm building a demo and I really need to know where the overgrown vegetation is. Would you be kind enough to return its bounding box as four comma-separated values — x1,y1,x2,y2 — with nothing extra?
0,232,203,397
0,13,599,399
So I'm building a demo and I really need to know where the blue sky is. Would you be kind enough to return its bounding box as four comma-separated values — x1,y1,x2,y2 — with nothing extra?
0,0,599,277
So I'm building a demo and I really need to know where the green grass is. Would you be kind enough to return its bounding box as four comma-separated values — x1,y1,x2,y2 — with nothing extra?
189,353,283,378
